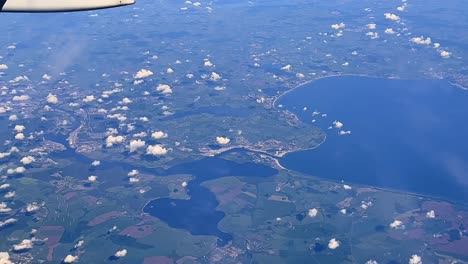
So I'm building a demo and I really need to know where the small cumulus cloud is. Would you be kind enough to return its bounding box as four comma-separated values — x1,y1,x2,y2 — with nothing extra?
389,220,404,229
129,139,146,153
156,84,173,94
426,210,435,218
20,156,36,165
63,255,79,263
281,64,292,71
91,160,100,167
42,74,52,80
333,121,344,129
105,135,125,147
0,64,8,70
88,175,97,183
134,69,153,79
0,252,13,264
151,131,168,140
14,125,25,132
440,50,451,58
12,95,30,101
331,22,346,30
409,255,422,264
384,13,400,21
0,218,17,228
46,94,58,104
26,202,41,213
385,28,396,34
114,249,128,258
146,145,168,156
367,23,376,30
15,133,25,140
128,170,139,177
210,72,222,81
308,208,318,218
13,239,33,251
328,238,340,249
216,136,231,145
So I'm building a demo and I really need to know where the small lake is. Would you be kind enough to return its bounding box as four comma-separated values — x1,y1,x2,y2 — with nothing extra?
277,76,468,203
143,157,277,246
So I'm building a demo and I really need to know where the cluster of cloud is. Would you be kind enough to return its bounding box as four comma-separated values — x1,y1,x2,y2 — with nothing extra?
156,84,173,94
146,145,168,156
0,202,12,213
216,136,231,145
328,238,340,249
13,239,34,251
210,72,221,81
128,170,139,177
25,202,41,213
333,121,344,129
4,191,15,199
12,95,30,101
7,166,26,175
384,28,396,35
410,36,431,45
83,95,95,103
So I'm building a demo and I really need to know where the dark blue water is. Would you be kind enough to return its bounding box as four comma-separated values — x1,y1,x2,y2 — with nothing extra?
278,76,468,203
143,157,277,246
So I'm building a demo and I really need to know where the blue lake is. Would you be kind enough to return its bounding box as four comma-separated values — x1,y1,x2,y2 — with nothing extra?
277,76,468,203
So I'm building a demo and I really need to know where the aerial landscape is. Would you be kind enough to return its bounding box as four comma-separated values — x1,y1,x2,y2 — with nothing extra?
0,0,467,263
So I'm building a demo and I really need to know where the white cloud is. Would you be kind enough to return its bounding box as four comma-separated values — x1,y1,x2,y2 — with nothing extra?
281,64,292,71
397,6,405,12
0,202,12,213
410,36,432,45
10,76,29,83
343,184,352,190
0,251,13,264
331,22,346,30
367,23,376,30
151,131,168,139
13,239,33,251
129,177,139,183
0,218,17,228
204,60,214,67
210,72,222,81
0,64,8,70
308,208,318,218
339,130,352,135
8,166,26,174
0,184,10,189
91,160,101,167
88,175,97,182
384,13,400,21
63,255,79,263
42,74,52,80
15,132,25,140
181,181,188,187
14,125,25,132
134,69,153,79
433,43,440,48
46,94,58,104
156,84,173,94
105,135,125,147
440,50,451,58
166,68,174,74
366,260,379,264
216,136,231,145
390,220,404,229
333,121,344,129
9,115,18,121
328,238,340,249
114,249,128,258
83,95,95,103
426,210,435,218
26,203,41,213
366,32,380,39
409,255,422,264
129,139,146,153
120,98,133,105
74,240,84,248
146,145,168,156
12,95,30,101
4,191,15,199
128,170,139,177
385,28,395,34
20,156,35,165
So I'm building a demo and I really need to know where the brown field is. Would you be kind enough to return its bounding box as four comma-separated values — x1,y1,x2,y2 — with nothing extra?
88,211,124,226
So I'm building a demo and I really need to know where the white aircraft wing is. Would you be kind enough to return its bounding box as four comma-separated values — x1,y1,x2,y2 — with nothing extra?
0,0,135,12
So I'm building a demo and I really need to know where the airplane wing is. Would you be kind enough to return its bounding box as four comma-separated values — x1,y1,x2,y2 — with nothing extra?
0,0,135,12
